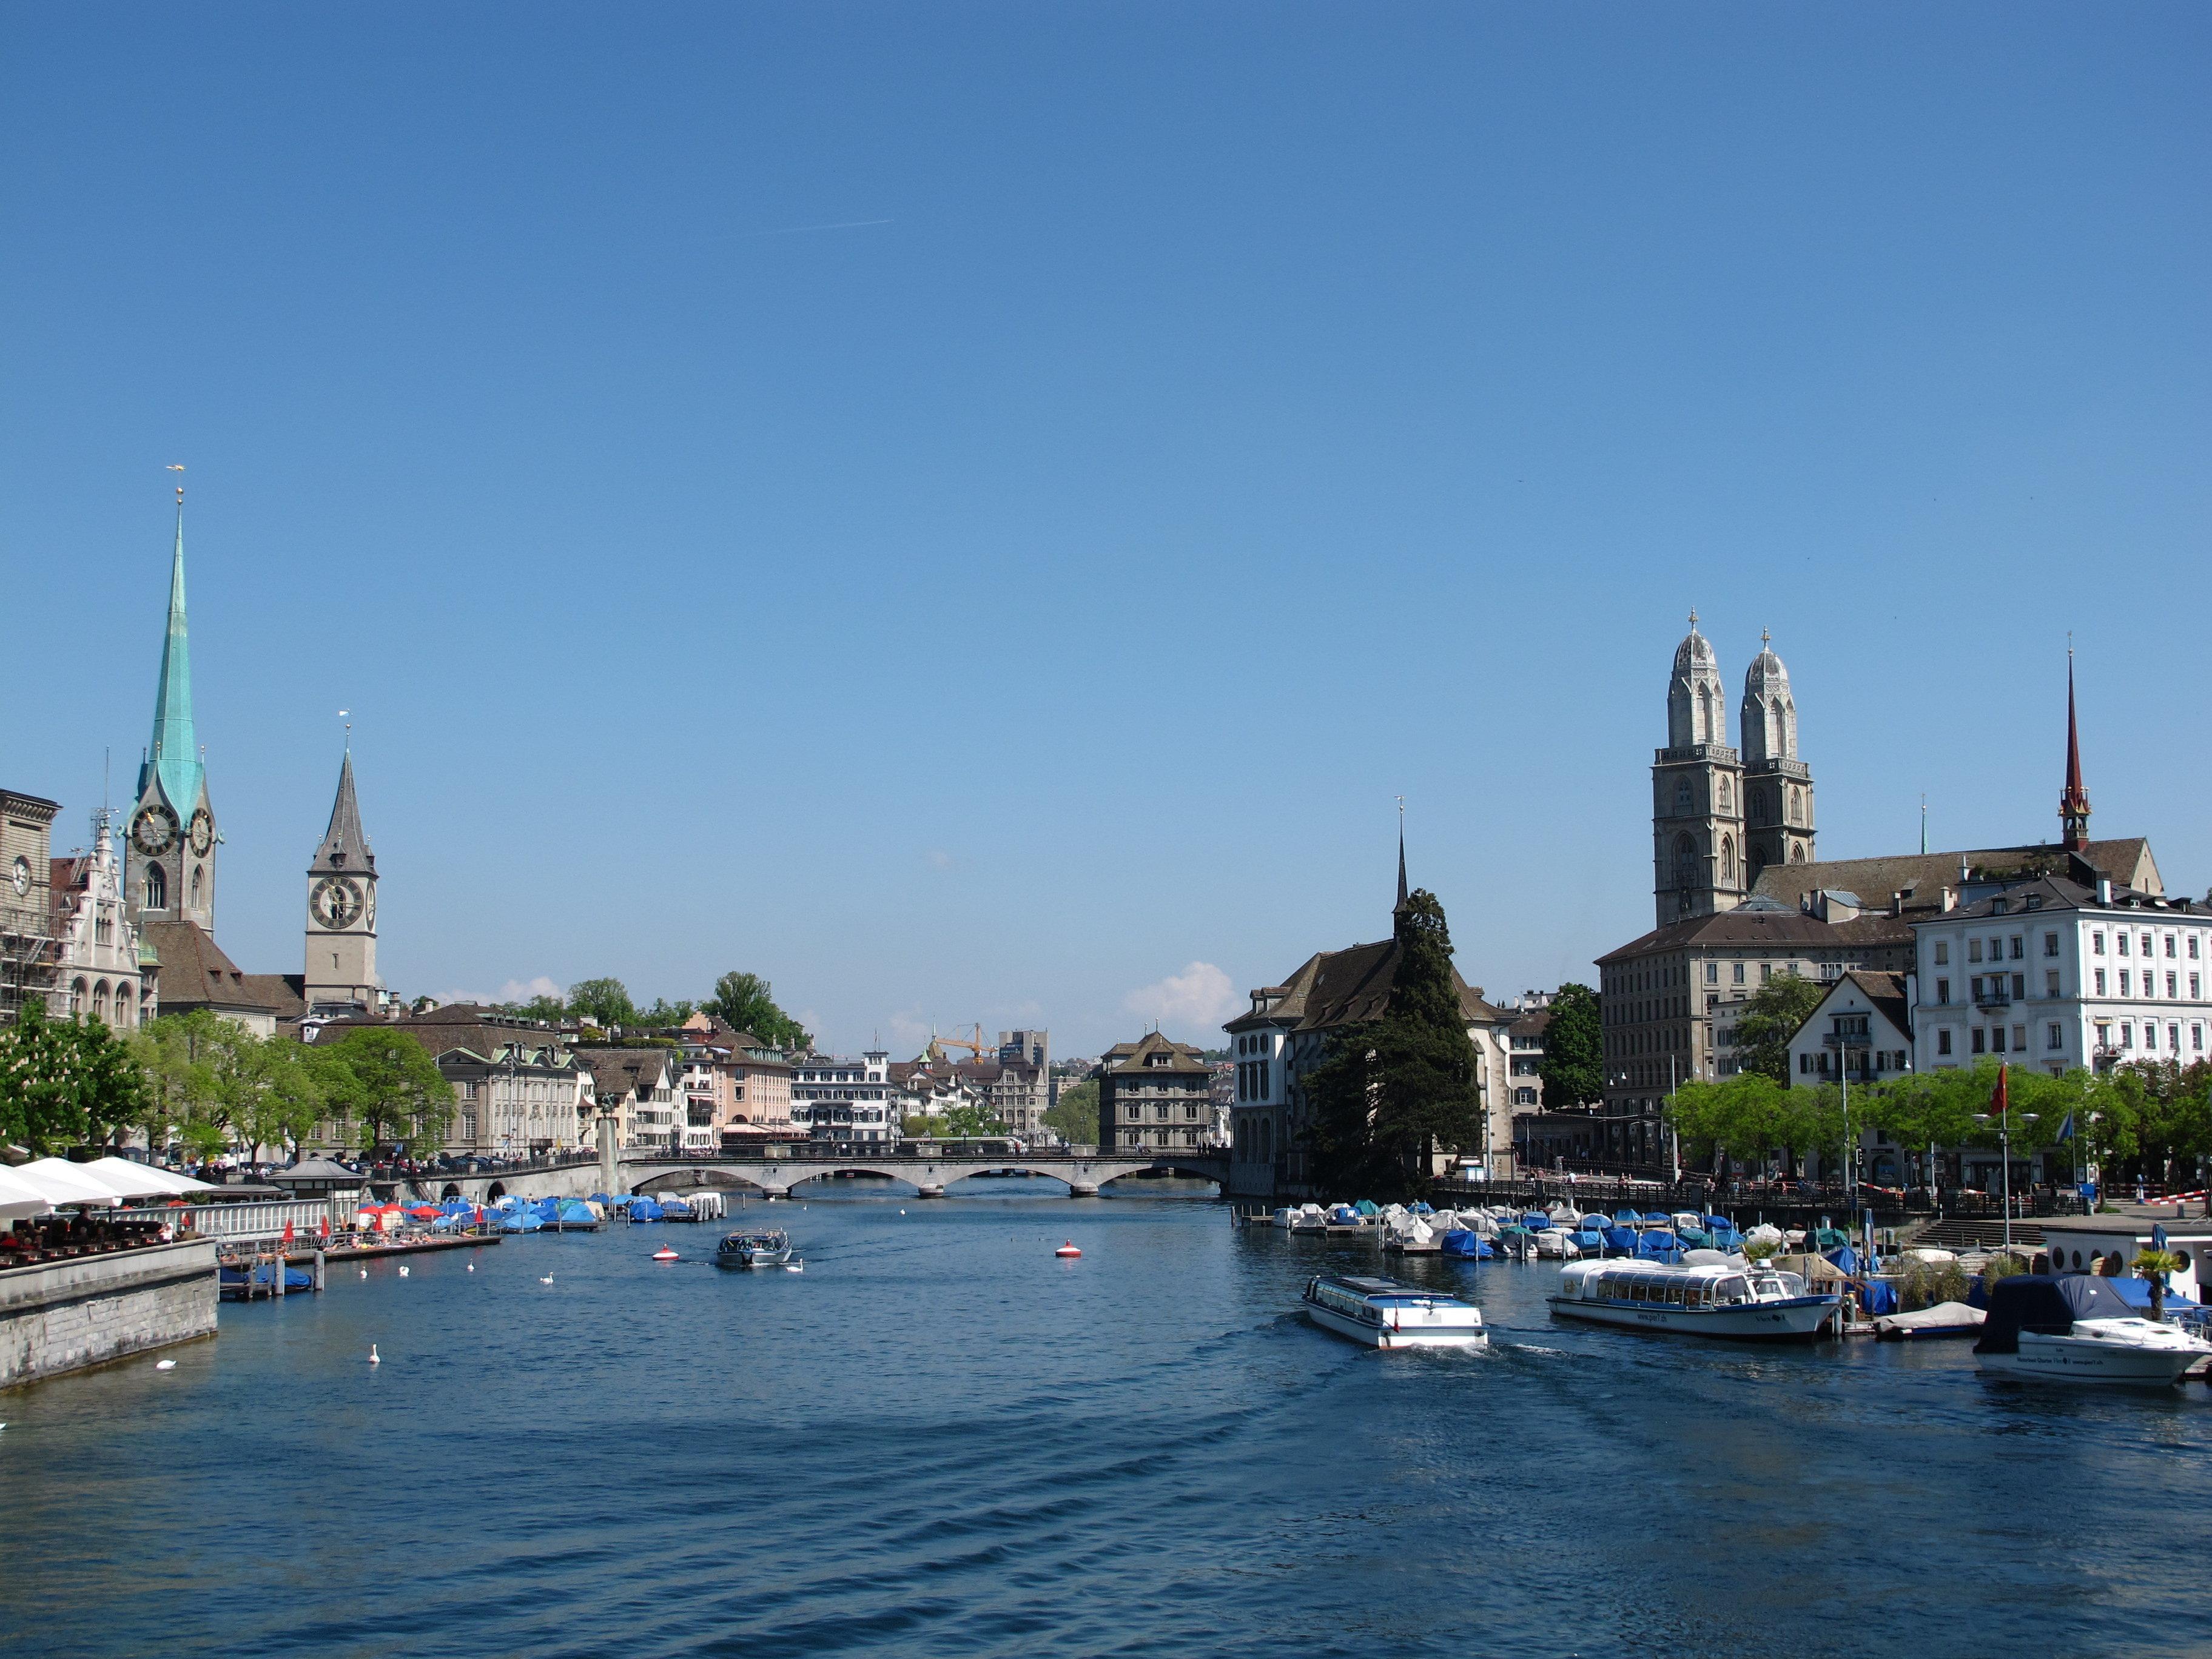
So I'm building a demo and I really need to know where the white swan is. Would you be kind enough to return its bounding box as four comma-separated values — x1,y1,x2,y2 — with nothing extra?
539,1275,554,1285
369,1344,381,1365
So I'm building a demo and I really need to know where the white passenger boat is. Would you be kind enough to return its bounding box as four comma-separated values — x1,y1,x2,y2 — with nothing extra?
1975,1275,2212,1385
1301,1274,1487,1350
714,1229,792,1269
1547,1260,1839,1341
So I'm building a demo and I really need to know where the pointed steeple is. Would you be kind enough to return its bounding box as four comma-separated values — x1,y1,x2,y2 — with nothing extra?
1395,799,1410,913
312,745,373,873
141,494,204,815
2059,650,2092,851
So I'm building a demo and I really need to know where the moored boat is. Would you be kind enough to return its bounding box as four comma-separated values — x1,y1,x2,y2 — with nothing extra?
1301,1273,1487,1350
1974,1275,2212,1385
714,1229,793,1269
1546,1259,1839,1341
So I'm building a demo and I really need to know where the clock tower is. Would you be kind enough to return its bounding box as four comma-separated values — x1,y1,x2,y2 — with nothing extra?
303,745,382,1014
127,489,219,934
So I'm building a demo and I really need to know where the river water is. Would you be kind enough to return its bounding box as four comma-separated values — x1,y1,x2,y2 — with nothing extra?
3,1180,2207,1658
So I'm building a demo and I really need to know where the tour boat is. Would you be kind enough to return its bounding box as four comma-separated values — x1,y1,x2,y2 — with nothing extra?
1974,1275,2212,1385
1546,1260,1840,1341
1300,1273,1488,1350
714,1229,792,1269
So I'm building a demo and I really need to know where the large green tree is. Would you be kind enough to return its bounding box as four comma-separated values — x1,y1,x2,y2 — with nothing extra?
1043,1079,1098,1145
1536,982,1604,1107
0,1002,89,1153
1299,889,1482,1200
315,1027,456,1153
566,978,642,1031
1730,973,1829,1084
704,971,811,1049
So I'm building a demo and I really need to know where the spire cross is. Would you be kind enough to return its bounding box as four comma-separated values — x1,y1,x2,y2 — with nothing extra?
1688,608,1698,629
167,463,184,505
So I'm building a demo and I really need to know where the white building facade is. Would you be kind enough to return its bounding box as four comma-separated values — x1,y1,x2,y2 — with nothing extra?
791,1051,903,1142
1910,874,2209,1078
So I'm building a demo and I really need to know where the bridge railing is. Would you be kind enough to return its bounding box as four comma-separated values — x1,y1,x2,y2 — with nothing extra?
164,1199,340,1242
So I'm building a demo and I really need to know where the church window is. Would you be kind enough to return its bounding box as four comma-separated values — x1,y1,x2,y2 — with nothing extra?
1720,836,1735,885
1696,685,1713,742
1674,778,1692,815
1790,843,1805,864
143,863,166,910
1672,833,1698,891
190,866,203,908
1719,778,1732,813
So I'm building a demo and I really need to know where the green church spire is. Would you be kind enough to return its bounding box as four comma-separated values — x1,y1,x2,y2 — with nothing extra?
142,490,205,815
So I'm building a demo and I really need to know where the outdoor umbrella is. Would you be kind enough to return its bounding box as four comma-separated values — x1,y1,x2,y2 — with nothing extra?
78,1156,213,1199
12,1158,130,1207
0,1164,56,1222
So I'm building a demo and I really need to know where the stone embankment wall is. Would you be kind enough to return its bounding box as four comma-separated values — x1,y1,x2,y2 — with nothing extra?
0,1239,218,1389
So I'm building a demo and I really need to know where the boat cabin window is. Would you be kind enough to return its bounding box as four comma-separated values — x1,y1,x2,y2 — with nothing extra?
1665,1282,1687,1305
1716,1275,1749,1304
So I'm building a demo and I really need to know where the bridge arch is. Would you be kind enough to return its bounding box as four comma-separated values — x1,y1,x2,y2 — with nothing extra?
440,1182,462,1199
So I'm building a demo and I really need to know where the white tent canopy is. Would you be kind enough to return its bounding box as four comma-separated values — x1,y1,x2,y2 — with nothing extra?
11,1158,131,1207
78,1156,214,1198
0,1164,56,1223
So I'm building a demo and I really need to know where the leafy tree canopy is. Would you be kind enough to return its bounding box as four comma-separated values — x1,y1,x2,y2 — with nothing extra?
1043,1079,1098,1146
566,978,642,1031
1730,973,1829,1084
314,1027,456,1153
705,971,811,1050
1536,982,1604,1107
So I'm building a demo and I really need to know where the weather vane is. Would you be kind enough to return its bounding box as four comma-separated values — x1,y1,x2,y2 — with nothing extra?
166,463,184,504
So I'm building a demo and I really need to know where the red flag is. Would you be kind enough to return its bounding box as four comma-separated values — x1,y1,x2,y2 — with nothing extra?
320,1215,331,1238
1992,1062,2009,1116
282,1220,295,1245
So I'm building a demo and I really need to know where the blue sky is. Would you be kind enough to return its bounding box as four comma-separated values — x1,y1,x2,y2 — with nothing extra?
5,5,2207,1055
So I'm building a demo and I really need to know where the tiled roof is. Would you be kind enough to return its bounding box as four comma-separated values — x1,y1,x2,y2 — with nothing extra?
1598,907,1878,965
1100,1031,1211,1074
141,920,297,1014
1750,838,2160,912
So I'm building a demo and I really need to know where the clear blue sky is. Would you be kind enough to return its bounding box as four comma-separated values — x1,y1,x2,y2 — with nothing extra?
5,5,2207,1054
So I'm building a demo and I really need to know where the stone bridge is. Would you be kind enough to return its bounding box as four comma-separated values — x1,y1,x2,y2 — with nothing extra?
412,1147,1228,1205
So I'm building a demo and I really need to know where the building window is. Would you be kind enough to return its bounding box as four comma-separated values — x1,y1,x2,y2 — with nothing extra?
2191,935,2202,960
1968,939,1983,964
2095,969,2107,995
1935,1029,1952,1056
2120,1024,2134,1049
1732,963,1745,985
2010,937,2024,960
2046,1023,2063,1051
2168,972,2179,999
2093,931,2105,955
2119,971,2130,996
1971,1028,1986,1054
2141,933,2154,958
1704,962,1717,984
2011,1024,2026,1051
143,863,166,909
2193,974,2203,1000
2195,1025,2205,1053
2167,934,2179,959
1936,979,1950,1005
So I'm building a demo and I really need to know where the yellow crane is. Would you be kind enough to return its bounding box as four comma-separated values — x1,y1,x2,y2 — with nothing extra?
926,1024,990,1064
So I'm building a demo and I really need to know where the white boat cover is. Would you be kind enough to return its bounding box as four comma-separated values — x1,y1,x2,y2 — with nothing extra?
1875,1300,1985,1335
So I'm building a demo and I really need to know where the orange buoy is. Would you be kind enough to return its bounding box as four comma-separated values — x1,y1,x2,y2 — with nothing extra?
1054,1241,1082,1258
652,1247,680,1262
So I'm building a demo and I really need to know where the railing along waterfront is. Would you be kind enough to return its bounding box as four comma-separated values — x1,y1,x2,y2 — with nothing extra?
164,1199,339,1242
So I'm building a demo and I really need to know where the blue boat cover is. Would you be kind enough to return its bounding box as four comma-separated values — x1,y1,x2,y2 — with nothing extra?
1860,1279,1900,1316
1826,1245,1861,1276
1354,1200,1380,1216
1613,1210,1639,1224
1441,1230,1491,1259
630,1198,664,1221
1678,1228,1712,1248
1410,1201,1434,1216
1642,1211,1672,1224
660,1197,693,1212
1602,1226,1640,1253
1571,1228,1607,1250
2102,1276,2202,1312
1635,1230,1680,1261
1521,1213,1550,1229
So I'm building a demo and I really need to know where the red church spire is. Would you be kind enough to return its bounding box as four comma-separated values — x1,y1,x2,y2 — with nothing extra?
2059,649,2091,852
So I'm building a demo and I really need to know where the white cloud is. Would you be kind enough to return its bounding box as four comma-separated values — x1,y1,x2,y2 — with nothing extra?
499,976,562,1004
924,848,955,871
1121,962,1237,1037
888,1005,933,1053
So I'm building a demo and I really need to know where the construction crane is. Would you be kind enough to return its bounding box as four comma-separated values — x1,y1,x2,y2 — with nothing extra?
925,1024,989,1064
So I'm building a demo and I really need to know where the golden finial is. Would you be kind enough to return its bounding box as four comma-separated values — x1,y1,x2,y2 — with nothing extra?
166,463,184,504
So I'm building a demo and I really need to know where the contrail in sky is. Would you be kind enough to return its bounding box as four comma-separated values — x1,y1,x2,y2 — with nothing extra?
750,217,895,237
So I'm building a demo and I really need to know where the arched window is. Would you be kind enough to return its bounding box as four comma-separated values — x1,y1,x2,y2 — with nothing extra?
1785,786,1798,826
1673,833,1700,891
1696,685,1713,742
144,863,166,910
1673,777,1692,815
1721,836,1736,885
1719,777,1733,813
1790,842,1806,864
92,982,109,1023
190,865,203,908
72,977,89,1017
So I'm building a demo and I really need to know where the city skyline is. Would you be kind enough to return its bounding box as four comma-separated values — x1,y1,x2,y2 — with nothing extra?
6,7,2208,1051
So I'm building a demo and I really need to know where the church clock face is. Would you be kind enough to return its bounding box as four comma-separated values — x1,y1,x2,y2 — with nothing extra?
312,876,364,930
9,856,27,897
188,808,213,855
132,805,178,857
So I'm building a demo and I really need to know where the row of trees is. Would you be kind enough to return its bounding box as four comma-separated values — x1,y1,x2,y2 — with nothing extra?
500,970,812,1050
0,1004,455,1162
1665,1057,2212,1184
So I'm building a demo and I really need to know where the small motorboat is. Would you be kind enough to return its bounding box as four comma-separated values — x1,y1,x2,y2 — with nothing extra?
716,1229,792,1269
1301,1273,1487,1350
1875,1301,1984,1341
1975,1275,2212,1384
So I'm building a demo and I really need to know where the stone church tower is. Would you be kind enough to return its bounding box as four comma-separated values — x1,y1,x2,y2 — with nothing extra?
1740,632,1815,886
1652,615,1745,928
126,491,219,934
302,746,382,1014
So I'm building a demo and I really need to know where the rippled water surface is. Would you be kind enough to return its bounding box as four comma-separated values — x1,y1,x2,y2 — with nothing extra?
4,1180,2209,1658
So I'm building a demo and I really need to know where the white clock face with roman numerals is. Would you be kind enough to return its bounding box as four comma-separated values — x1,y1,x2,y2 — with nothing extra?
312,876,364,930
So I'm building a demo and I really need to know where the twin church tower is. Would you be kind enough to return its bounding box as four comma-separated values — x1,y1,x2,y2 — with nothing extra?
1652,613,1816,928
124,488,383,1019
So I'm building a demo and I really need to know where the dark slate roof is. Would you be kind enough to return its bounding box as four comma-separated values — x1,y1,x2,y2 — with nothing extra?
1510,1008,1554,1039
1750,837,2160,913
1927,873,2197,924
1827,970,1912,1038
1598,907,1889,966
143,920,297,1013
1242,937,1509,1035
584,1048,674,1096
311,750,374,874
1100,1031,1211,1075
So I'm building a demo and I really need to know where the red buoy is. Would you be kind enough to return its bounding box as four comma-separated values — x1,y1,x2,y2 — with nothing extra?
1055,1241,1082,1258
652,1247,680,1262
